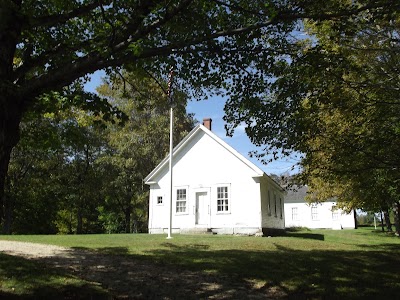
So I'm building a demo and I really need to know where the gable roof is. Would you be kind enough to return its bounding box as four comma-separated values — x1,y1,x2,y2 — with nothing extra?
144,124,270,184
285,185,309,203
285,185,339,203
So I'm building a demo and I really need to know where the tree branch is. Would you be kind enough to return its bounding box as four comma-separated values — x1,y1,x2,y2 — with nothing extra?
27,1,110,29
17,0,400,107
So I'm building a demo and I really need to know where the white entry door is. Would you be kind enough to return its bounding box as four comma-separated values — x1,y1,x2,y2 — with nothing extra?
195,191,208,225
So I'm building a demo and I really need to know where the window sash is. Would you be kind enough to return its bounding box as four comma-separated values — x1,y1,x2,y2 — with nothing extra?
176,200,186,212
176,189,187,213
332,206,339,220
292,207,298,220
217,186,229,212
177,189,186,200
267,190,271,215
311,205,318,220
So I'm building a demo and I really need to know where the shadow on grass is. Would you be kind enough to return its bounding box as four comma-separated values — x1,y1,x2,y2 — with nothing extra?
357,243,400,251
82,246,130,255
162,242,210,250
140,244,400,299
280,232,325,241
271,228,325,241
2,242,400,299
0,253,109,299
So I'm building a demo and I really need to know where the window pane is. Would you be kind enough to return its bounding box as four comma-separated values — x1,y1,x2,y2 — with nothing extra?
176,189,187,213
177,189,186,200
332,206,339,220
311,205,318,220
217,186,229,212
292,207,298,220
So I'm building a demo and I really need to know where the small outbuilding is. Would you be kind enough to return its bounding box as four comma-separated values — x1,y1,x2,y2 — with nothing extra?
284,185,356,229
144,118,285,235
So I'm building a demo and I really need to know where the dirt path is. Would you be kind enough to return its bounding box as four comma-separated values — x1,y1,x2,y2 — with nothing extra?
0,240,285,299
0,240,69,258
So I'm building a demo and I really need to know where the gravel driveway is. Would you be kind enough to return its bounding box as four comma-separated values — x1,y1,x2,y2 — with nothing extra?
0,240,285,299
0,240,69,258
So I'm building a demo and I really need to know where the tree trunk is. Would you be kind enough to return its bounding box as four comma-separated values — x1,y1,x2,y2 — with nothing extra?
124,207,131,233
383,208,392,232
76,207,83,234
0,97,23,232
380,210,385,232
393,201,400,237
0,1,24,231
3,196,13,234
1,173,12,234
68,209,73,234
353,210,358,229
132,219,138,233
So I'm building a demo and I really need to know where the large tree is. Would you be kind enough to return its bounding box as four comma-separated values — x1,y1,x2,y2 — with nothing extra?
223,2,400,230
4,115,64,234
97,71,195,233
5,69,194,234
306,15,400,227
5,105,108,234
0,0,397,228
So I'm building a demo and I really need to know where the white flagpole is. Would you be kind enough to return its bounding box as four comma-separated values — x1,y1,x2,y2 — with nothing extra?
167,106,174,239
167,68,174,239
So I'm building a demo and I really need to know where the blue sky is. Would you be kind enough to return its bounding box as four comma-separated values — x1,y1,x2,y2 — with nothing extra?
187,97,300,175
85,71,300,176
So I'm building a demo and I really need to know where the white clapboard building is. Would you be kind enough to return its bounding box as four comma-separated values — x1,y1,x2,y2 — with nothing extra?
145,118,286,235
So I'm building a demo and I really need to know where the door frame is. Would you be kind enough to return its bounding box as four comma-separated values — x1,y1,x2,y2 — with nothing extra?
193,187,211,227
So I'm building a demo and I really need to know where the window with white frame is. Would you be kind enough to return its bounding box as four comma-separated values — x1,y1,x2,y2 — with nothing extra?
292,207,298,220
217,186,229,212
311,204,318,220
267,190,271,215
274,193,277,217
157,196,163,205
176,189,187,213
332,206,339,220
280,198,283,219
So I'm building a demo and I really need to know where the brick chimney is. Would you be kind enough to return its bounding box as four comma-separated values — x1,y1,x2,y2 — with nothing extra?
202,118,212,131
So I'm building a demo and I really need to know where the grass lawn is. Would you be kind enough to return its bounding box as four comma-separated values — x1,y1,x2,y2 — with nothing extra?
0,227,399,299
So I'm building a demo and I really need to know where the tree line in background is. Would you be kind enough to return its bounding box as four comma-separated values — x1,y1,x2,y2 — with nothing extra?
1,1,399,235
357,211,397,232
3,71,194,234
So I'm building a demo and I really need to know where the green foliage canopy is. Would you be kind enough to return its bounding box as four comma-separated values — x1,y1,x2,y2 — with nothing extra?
96,70,195,233
5,69,194,234
224,2,400,221
1,0,398,229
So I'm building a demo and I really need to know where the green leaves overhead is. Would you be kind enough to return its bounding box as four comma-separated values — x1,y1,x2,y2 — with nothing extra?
9,0,397,106
224,2,400,220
